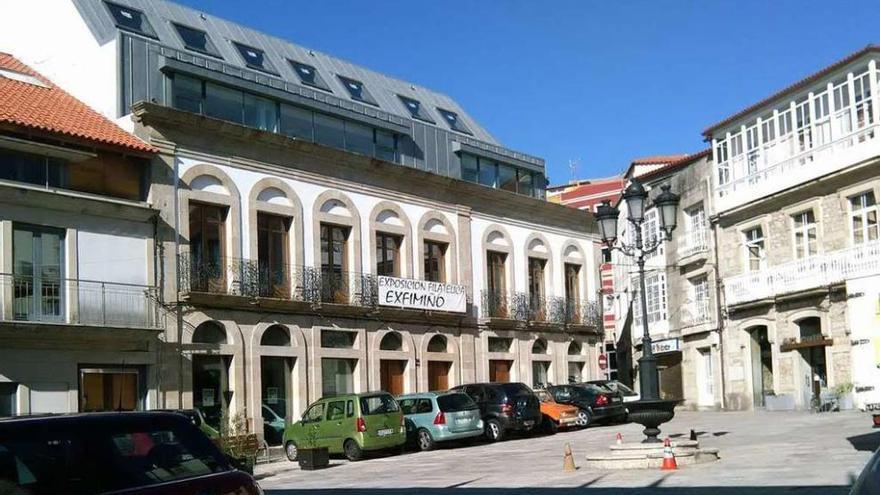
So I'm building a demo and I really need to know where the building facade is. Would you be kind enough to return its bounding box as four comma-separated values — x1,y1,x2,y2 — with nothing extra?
0,53,160,416
1,0,603,438
706,46,880,411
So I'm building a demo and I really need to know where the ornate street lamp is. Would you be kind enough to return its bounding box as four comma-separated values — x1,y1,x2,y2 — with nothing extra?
597,178,680,442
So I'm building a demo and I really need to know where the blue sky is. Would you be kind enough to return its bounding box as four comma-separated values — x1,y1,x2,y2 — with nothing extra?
177,0,879,185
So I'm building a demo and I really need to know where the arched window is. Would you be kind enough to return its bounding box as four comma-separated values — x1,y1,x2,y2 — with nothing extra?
261,325,291,346
798,317,822,340
532,338,548,354
379,332,403,351
568,340,582,356
192,321,227,345
427,335,448,353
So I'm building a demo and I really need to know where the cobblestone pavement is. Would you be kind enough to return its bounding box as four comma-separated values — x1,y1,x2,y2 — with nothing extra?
257,410,876,494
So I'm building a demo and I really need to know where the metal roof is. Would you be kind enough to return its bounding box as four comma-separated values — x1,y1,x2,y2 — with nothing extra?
71,0,500,144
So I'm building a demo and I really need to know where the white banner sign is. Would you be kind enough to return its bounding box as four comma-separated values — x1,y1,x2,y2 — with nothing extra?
377,276,467,313
651,338,681,355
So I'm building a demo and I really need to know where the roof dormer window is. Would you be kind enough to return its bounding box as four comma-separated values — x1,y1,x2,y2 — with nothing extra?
437,108,471,134
232,41,277,74
398,95,435,123
172,23,221,58
104,1,156,38
290,60,331,92
337,75,377,105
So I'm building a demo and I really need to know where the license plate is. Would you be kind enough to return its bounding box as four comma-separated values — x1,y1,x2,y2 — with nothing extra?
377,428,394,436
612,397,621,403
455,417,470,424
867,403,880,411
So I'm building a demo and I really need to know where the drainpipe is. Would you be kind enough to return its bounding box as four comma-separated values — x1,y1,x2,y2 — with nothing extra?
152,212,163,408
173,154,183,409
711,217,727,410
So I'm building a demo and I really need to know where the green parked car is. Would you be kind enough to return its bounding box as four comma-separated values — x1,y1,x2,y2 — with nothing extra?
398,392,483,451
283,392,405,462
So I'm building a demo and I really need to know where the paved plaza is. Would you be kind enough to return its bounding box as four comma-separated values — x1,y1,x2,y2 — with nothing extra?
257,410,876,494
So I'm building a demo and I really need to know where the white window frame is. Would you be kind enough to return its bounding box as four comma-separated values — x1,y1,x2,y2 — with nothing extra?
744,226,765,272
850,191,879,245
792,210,818,259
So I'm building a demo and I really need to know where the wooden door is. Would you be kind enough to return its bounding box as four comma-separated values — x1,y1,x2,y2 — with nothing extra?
427,361,450,391
489,360,511,383
380,360,406,395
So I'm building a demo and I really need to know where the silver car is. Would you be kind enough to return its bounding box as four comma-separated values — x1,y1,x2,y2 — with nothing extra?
398,392,483,451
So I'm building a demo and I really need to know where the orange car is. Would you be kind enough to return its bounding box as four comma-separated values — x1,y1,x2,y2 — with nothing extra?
535,389,580,433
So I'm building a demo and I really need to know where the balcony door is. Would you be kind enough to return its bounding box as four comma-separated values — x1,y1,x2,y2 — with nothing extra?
376,233,401,277
423,241,446,282
320,224,349,303
528,257,546,319
13,224,64,322
487,251,507,317
189,202,226,292
257,213,290,298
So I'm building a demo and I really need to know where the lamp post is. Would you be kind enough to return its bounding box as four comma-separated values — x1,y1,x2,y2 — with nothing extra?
595,179,680,441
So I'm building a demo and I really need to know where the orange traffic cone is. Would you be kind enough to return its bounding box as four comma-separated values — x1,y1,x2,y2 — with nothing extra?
616,432,623,445
661,437,677,471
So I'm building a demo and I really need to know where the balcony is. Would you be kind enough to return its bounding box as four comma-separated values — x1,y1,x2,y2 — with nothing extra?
480,290,600,328
678,300,715,329
718,122,880,210
0,274,161,329
724,240,880,306
179,255,377,307
677,230,709,260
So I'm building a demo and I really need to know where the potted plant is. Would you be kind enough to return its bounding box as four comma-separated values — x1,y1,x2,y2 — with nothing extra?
218,411,258,475
834,382,855,411
298,424,329,470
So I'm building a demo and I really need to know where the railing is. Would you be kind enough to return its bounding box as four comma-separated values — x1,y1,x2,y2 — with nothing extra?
677,230,709,259
0,273,161,329
725,240,880,306
715,122,880,211
481,290,600,327
680,299,713,327
179,255,377,307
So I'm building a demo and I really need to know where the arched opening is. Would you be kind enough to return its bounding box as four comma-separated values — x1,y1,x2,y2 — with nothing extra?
380,331,403,351
532,338,548,354
378,331,406,395
192,321,227,344
568,341,582,356
427,335,448,353
567,340,584,384
191,321,231,430
532,338,550,388
426,335,451,391
261,325,291,346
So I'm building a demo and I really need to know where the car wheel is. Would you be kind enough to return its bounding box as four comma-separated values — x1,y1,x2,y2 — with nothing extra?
343,439,363,462
576,409,592,428
284,441,298,462
485,419,504,442
417,429,435,451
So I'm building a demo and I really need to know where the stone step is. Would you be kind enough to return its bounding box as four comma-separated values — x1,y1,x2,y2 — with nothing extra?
584,448,720,470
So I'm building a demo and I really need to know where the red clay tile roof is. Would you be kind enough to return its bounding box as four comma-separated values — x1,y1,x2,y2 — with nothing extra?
0,52,156,154
702,44,880,138
638,148,711,181
630,155,688,166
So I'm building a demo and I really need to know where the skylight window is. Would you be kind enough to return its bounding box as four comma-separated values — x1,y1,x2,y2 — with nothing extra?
437,108,471,134
337,76,377,105
232,41,278,74
172,23,220,58
289,60,330,92
103,1,156,38
398,95,435,123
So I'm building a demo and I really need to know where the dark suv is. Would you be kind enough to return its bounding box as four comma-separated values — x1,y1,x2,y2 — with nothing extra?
547,383,627,427
450,382,541,442
0,412,260,495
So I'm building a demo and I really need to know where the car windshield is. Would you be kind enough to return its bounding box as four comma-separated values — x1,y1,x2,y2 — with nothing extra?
0,415,229,494
359,394,400,415
437,393,478,412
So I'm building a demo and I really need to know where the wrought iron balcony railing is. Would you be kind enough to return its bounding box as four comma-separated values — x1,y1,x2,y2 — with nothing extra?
0,273,161,329
179,254,379,307
481,290,600,327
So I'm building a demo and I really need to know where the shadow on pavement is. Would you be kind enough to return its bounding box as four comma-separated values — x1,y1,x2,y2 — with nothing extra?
264,487,850,495
847,430,880,452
